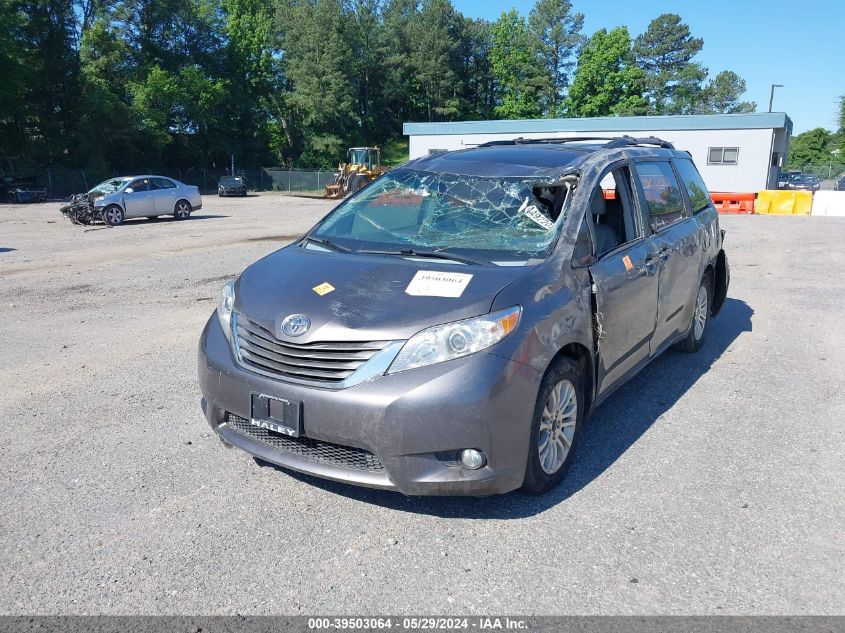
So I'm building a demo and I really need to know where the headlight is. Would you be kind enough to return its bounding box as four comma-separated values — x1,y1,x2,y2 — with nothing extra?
217,280,235,342
387,306,521,374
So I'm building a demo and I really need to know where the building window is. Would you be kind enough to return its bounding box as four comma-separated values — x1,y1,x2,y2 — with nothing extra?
428,148,447,155
708,147,739,165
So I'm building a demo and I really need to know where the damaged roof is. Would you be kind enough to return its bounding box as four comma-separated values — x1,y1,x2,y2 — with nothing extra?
407,144,595,178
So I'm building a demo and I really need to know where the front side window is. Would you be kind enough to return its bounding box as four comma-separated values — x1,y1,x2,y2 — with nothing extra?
312,168,569,263
634,161,686,230
674,159,712,214
128,179,150,192
588,166,640,258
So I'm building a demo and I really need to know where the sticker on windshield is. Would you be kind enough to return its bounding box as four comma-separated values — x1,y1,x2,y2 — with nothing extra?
517,197,555,231
405,271,473,298
313,282,335,296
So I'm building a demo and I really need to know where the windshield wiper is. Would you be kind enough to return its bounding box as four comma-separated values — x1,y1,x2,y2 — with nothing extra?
355,247,487,266
301,236,351,252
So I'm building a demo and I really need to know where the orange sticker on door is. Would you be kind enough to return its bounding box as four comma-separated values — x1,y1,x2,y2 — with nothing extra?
622,255,633,271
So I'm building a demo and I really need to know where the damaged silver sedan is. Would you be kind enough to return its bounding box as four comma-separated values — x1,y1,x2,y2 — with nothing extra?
198,137,729,495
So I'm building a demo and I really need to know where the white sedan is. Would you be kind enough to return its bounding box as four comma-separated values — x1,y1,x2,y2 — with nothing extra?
89,175,203,226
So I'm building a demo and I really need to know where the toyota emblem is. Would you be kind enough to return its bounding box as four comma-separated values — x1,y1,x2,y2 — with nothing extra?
281,314,311,337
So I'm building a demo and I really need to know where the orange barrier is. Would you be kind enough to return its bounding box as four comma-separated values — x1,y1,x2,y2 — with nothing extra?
710,192,756,214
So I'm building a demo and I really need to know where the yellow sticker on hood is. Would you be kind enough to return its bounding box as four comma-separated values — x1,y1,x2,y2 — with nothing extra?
313,282,335,296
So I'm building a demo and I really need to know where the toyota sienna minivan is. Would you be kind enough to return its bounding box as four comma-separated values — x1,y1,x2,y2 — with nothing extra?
198,137,729,495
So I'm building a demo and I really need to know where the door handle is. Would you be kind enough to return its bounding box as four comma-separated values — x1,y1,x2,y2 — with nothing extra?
643,255,658,276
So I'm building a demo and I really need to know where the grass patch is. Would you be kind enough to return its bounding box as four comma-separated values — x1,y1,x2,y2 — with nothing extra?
381,138,409,167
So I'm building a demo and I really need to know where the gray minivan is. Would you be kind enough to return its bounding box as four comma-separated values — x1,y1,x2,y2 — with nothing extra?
198,137,729,495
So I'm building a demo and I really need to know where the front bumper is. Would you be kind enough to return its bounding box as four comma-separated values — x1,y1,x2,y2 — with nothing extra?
198,315,541,495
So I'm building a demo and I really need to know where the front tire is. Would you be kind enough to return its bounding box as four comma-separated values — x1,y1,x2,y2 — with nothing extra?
522,357,584,494
675,274,712,353
174,199,192,220
103,205,124,226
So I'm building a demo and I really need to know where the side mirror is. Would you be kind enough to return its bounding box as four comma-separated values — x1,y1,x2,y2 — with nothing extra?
124,187,134,194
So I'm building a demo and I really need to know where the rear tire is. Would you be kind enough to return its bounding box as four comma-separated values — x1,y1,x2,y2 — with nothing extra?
103,205,124,226
174,199,192,220
522,357,584,495
675,274,712,353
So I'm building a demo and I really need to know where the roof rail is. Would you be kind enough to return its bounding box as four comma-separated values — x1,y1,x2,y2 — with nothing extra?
603,135,675,149
479,137,617,147
478,135,675,150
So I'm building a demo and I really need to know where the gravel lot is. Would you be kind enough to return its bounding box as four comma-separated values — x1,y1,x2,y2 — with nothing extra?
0,194,842,615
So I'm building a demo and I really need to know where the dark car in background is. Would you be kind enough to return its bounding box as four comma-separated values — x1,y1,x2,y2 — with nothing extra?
4,179,48,203
218,176,247,197
198,136,729,496
834,174,845,191
786,174,821,191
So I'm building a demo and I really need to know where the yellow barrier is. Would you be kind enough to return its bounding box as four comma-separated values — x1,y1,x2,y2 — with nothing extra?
755,190,813,215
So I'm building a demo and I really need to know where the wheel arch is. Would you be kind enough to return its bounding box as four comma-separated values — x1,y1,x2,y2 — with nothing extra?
546,342,594,414
711,249,728,316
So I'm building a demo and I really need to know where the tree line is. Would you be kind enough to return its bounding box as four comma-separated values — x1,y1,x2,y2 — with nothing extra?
1,0,759,171
787,97,845,171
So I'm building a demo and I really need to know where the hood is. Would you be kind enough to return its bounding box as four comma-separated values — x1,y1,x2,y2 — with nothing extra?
234,245,530,343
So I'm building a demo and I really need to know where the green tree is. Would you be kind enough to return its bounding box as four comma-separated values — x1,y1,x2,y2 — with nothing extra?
379,0,423,134
76,20,141,168
634,13,704,114
412,0,461,121
277,0,356,167
703,70,756,114
221,0,282,166
788,128,834,169
528,0,583,116
490,10,544,119
565,27,646,117
0,1,29,167
346,0,386,142
453,16,494,120
6,0,81,166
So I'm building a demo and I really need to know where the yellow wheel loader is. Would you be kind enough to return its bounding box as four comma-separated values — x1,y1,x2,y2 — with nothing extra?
324,147,386,198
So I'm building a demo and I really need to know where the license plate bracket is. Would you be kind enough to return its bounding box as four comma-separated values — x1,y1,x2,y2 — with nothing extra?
250,393,302,437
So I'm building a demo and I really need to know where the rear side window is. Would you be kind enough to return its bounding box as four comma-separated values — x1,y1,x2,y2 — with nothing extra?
634,161,686,230
675,159,711,214
154,178,176,189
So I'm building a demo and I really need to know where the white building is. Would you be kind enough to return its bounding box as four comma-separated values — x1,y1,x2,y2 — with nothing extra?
403,112,792,192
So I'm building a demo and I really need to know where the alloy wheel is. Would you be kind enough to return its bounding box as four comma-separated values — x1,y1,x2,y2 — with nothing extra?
538,379,578,475
175,202,190,219
105,207,122,225
693,284,708,341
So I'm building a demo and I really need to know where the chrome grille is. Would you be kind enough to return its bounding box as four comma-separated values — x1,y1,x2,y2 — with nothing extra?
234,313,388,383
225,413,385,472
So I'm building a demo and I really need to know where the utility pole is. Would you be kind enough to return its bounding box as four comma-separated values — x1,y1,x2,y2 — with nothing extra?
231,154,235,176
768,84,784,113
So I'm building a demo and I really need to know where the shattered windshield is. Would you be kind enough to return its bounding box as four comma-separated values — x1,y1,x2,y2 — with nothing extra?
89,178,129,194
311,168,568,263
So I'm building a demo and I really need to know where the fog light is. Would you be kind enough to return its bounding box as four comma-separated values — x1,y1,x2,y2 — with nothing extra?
459,449,486,470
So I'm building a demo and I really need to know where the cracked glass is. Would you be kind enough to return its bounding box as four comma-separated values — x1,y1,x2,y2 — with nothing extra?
312,168,569,263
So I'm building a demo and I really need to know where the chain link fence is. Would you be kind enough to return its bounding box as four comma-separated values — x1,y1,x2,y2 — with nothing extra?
1,167,339,199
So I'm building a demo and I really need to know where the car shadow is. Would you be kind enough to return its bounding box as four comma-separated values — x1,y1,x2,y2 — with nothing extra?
123,214,229,225
260,298,754,519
